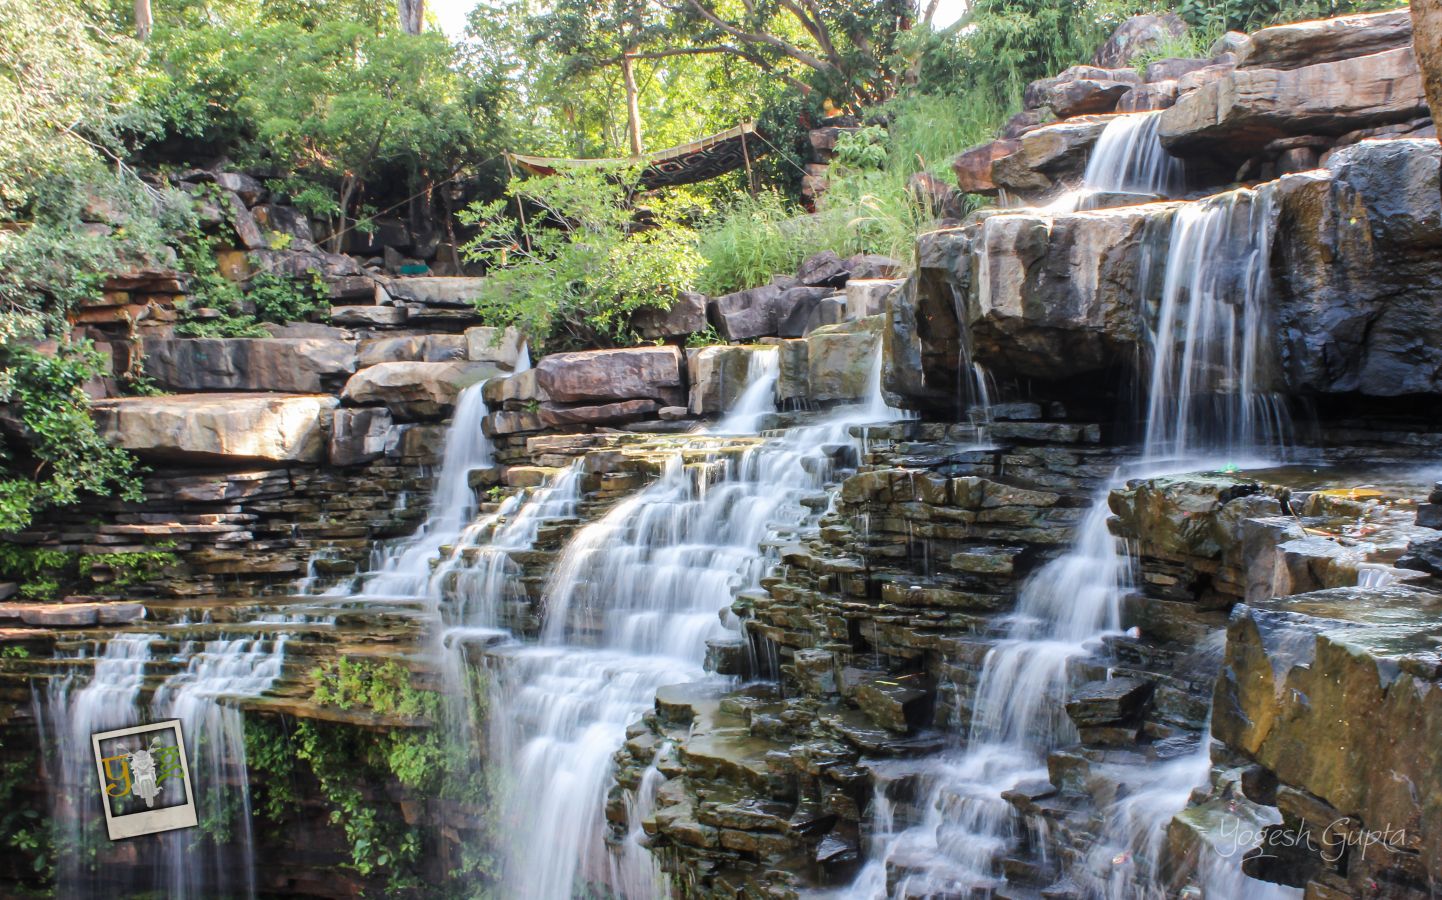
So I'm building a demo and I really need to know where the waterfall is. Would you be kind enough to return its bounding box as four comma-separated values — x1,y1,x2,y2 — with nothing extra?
1143,187,1290,465
711,346,780,434
37,634,158,896
1083,112,1186,197
355,379,497,599
487,343,906,899
151,636,288,898
35,633,286,898
848,494,1130,896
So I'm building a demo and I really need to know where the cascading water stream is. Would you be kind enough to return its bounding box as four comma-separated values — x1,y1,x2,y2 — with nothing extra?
1082,112,1187,197
848,184,1293,898
486,344,907,899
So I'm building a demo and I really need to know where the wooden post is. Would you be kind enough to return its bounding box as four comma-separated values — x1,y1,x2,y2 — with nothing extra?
621,53,644,158
740,123,756,196
134,0,152,40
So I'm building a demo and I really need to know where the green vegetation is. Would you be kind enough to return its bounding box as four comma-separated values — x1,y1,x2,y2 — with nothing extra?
461,165,703,350
0,545,179,601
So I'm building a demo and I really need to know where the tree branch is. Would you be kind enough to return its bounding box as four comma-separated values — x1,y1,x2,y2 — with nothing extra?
679,0,837,75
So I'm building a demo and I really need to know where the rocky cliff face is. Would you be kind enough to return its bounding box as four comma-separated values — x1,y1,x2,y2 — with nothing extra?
2,7,1442,900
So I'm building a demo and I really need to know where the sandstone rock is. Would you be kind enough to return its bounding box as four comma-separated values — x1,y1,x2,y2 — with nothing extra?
1214,585,1442,885
482,368,548,406
1158,48,1428,160
463,326,525,369
329,407,393,466
688,345,775,415
1092,13,1188,68
952,140,1020,193
538,399,659,428
225,193,269,250
251,204,315,244
990,116,1111,198
1143,57,1211,82
262,322,352,340
1273,139,1442,396
1414,0,1442,169
1045,75,1137,118
1116,81,1179,113
357,334,466,367
340,361,500,420
796,251,852,287
330,305,407,327
709,285,782,341
483,409,544,437
1237,8,1414,70
806,317,881,404
845,279,902,320
213,171,266,205
535,345,684,405
142,338,357,393
853,673,931,732
632,292,708,340
248,247,362,278
384,276,488,307
94,393,337,463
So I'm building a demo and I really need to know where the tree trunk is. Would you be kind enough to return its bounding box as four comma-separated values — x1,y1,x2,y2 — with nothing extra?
333,176,357,255
621,53,644,158
1412,0,1442,203
399,0,424,35
134,0,152,40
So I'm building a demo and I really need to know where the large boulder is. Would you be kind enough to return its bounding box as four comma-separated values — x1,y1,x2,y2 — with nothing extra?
340,361,500,420
534,345,685,405
141,338,357,393
632,292,708,340
709,285,782,341
463,326,525,368
248,247,362,278
1044,68,1142,118
775,287,837,338
1271,138,1442,397
960,203,1174,380
1158,47,1428,160
329,407,393,466
782,316,881,406
1092,13,1188,68
1214,585,1442,886
537,399,659,428
952,139,1020,194
882,229,971,412
93,393,337,464
990,116,1112,200
483,367,548,406
1237,7,1414,70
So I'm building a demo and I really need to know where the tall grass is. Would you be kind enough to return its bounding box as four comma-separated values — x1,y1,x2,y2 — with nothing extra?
695,92,1008,295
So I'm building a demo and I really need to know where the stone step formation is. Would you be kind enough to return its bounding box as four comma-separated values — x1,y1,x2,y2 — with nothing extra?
4,6,1442,900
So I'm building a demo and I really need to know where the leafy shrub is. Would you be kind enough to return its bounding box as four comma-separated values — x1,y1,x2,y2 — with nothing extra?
461,165,702,350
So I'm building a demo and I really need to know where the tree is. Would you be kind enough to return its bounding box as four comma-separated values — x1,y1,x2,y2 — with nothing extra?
525,0,934,110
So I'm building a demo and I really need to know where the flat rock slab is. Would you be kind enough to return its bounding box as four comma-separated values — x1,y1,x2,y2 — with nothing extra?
1159,47,1427,159
1066,676,1154,726
0,602,146,627
1236,8,1413,70
142,337,357,393
94,393,339,464
383,276,488,306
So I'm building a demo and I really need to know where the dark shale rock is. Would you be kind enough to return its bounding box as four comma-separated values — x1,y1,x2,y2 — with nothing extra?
1065,676,1154,726
709,284,782,341
632,291,708,340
